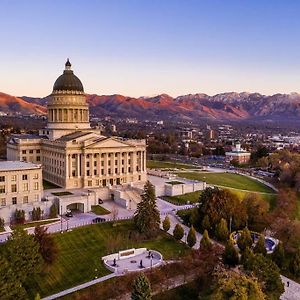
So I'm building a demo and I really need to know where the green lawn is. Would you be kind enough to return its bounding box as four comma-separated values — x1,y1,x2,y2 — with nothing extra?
147,160,200,170
43,180,60,190
162,191,202,205
177,172,275,194
91,205,111,215
28,221,189,297
11,219,60,229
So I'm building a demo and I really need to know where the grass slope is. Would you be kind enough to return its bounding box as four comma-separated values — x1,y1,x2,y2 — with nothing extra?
28,221,189,297
91,205,111,215
147,160,199,169
177,172,274,194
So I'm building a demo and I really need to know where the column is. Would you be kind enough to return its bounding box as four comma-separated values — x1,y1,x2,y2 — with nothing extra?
124,152,128,174
77,154,80,177
132,152,137,173
91,153,94,177
97,153,101,177
82,153,86,178
65,154,69,178
68,154,71,178
104,153,108,176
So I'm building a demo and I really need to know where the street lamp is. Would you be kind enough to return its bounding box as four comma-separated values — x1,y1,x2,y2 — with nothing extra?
60,205,63,233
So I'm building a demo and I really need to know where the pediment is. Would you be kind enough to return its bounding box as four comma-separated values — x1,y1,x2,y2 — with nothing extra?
86,137,132,149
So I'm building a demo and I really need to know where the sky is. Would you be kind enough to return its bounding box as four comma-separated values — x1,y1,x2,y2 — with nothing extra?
1,0,300,97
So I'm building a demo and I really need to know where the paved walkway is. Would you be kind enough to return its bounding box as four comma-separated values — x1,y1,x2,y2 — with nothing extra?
281,276,300,300
42,273,118,300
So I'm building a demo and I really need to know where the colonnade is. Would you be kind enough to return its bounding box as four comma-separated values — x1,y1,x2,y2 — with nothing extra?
48,108,89,123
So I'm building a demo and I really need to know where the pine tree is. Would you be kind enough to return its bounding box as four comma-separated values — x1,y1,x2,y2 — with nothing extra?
0,255,27,300
187,226,197,248
290,248,300,277
49,203,58,218
0,218,4,231
201,215,211,231
134,181,160,238
34,225,58,264
162,215,170,232
237,228,253,251
272,242,285,269
215,218,229,242
223,238,239,266
200,229,212,251
241,246,254,269
14,209,25,224
5,227,43,284
34,293,41,300
173,224,184,241
131,273,152,300
253,235,267,256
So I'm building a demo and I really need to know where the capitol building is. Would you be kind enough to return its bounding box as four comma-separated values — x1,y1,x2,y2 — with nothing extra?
7,60,147,190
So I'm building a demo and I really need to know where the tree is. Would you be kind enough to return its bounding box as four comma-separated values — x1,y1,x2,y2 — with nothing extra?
134,181,160,238
290,248,300,277
244,253,284,299
173,224,184,241
5,227,43,284
131,273,152,300
34,225,58,264
32,207,42,221
215,218,229,242
223,238,239,267
237,228,253,251
254,235,267,256
213,271,266,300
241,247,254,269
0,255,27,300
111,206,119,221
201,215,211,231
14,209,25,224
0,218,4,231
272,242,285,269
49,203,58,218
200,230,212,251
187,226,196,248
162,215,170,232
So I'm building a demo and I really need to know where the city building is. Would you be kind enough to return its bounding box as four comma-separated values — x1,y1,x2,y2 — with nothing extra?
0,161,43,223
7,60,147,189
225,142,251,164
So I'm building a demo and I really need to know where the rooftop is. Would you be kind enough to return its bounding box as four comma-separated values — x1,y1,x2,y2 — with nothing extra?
0,161,41,171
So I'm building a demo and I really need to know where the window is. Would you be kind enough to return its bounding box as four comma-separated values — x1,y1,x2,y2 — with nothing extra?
88,180,92,186
36,149,40,153
22,150,26,154
29,150,34,154
94,154,97,158
94,170,97,175
23,196,28,204
94,161,97,167
108,161,111,166
72,170,76,177
11,184,17,193
122,167,124,173
87,170,90,176
101,161,104,166
115,168,118,173
115,160,118,165
128,167,131,172
23,183,28,192
22,157,27,161
36,156,40,161
33,173,38,179
108,169,111,175
0,176,5,182
11,175,16,181
101,169,104,175
12,197,17,205
96,179,99,185
0,186,5,193
34,194,39,201
22,174,28,180
1,198,5,206
86,162,90,167
34,182,39,190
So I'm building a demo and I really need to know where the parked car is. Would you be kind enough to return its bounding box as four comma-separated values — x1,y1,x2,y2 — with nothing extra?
92,217,105,224
98,198,103,204
66,209,73,217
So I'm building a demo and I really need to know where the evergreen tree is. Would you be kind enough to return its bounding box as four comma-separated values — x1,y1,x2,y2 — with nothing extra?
290,248,300,277
134,181,160,238
32,207,42,221
5,227,43,284
34,225,58,264
162,215,170,232
244,253,284,299
201,215,211,231
14,209,25,224
0,218,4,231
253,235,267,256
34,293,41,300
237,228,253,251
131,273,152,300
49,203,58,218
241,247,254,269
272,242,285,269
200,230,212,251
187,226,196,248
173,223,184,241
215,218,229,242
223,238,239,267
0,255,27,300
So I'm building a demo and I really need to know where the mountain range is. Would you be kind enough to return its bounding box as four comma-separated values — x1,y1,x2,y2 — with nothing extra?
1,91,300,123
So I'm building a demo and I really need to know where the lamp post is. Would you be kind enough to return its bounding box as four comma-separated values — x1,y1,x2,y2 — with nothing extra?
60,205,63,233
229,216,232,234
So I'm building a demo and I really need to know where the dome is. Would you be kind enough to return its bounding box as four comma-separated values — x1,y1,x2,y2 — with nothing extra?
53,59,84,92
